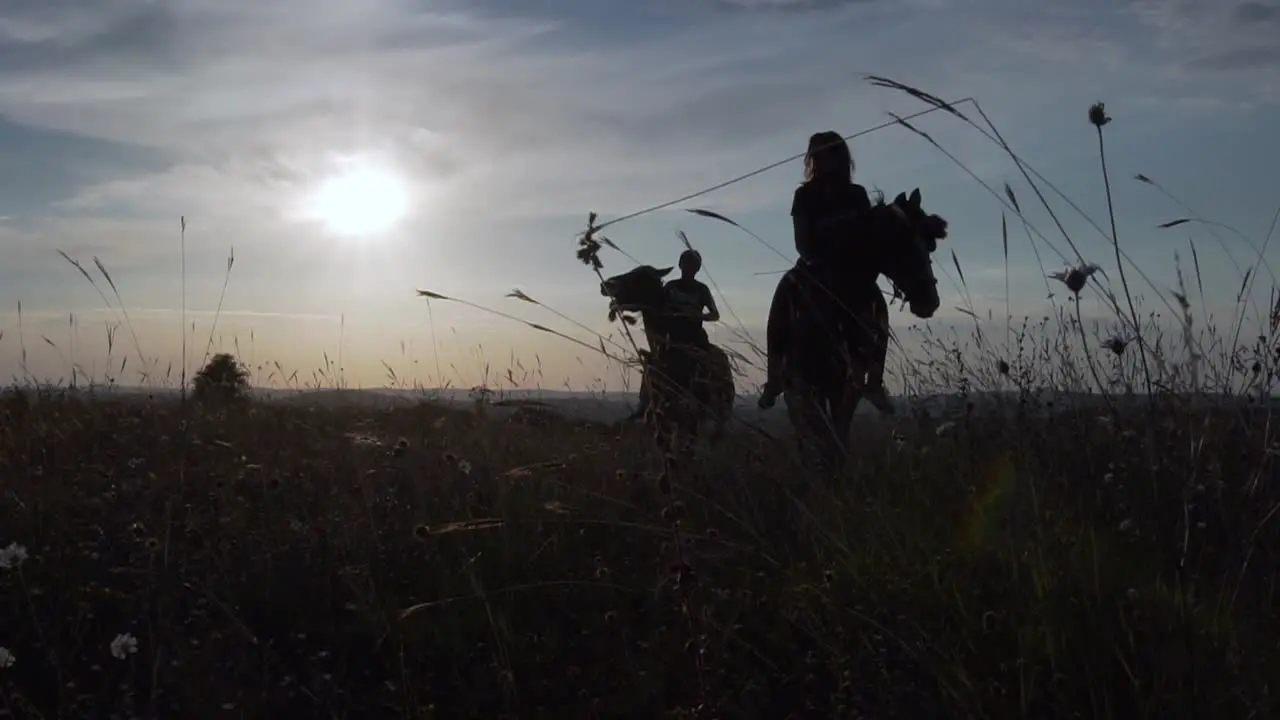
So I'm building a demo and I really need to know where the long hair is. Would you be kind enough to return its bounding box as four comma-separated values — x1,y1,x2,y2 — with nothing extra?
802,130,854,184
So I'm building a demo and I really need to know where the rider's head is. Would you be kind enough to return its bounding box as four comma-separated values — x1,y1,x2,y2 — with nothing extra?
803,131,853,185
678,249,702,277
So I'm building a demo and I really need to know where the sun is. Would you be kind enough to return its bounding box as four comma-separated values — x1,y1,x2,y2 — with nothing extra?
308,164,408,236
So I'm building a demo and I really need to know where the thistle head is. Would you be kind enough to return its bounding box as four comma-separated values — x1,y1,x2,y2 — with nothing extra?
1089,102,1111,128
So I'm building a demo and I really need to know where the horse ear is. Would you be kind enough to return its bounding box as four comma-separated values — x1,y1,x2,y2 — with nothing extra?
654,266,674,278
908,188,921,208
893,192,908,206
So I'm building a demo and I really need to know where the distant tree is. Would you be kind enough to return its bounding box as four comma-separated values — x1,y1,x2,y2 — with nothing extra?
193,353,251,403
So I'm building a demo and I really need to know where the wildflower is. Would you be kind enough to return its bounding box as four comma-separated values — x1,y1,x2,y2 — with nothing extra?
1102,336,1131,356
110,633,139,660
0,646,13,669
1088,102,1111,128
1049,263,1101,294
456,459,473,476
0,542,29,570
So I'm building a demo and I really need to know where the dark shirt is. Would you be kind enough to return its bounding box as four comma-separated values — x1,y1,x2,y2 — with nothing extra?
790,180,873,265
663,277,714,346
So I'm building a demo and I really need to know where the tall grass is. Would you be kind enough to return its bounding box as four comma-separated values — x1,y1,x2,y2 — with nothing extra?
0,80,1277,717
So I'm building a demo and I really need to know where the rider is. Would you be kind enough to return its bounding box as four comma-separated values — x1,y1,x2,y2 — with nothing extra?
664,249,720,349
757,130,894,414
627,249,719,422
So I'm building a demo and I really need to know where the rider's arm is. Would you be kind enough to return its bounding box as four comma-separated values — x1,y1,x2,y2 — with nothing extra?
851,183,873,213
700,284,720,323
791,186,816,261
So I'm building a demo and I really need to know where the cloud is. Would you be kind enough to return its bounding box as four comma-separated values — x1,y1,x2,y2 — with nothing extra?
0,0,1025,232
0,4,1273,288
1127,0,1280,71
1233,1,1280,23
1189,46,1280,71
8,0,1267,248
710,0,877,12
976,0,1280,103
13,306,345,322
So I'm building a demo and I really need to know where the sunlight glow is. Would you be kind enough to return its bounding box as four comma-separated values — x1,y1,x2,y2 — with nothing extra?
308,164,408,236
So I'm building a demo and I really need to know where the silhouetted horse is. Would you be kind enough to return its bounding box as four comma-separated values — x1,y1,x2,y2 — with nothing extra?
600,265,735,450
776,188,947,469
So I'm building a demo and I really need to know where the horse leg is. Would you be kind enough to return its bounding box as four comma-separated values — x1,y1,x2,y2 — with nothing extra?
630,369,652,422
785,384,838,472
759,274,793,409
815,398,847,474
704,350,733,448
854,295,894,415
826,390,861,476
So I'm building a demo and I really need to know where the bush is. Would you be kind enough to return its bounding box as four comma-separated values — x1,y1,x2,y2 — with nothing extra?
192,352,250,403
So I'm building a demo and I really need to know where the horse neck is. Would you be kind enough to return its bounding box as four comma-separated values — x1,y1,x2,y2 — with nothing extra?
830,240,883,291
845,211,897,284
637,303,673,348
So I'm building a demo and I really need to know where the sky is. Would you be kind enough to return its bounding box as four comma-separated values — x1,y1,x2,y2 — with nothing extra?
0,0,1277,392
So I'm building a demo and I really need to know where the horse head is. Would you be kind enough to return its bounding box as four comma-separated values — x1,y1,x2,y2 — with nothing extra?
875,187,947,319
600,264,673,322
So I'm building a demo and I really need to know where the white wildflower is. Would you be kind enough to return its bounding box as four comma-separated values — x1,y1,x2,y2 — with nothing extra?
110,633,138,660
0,646,14,669
457,459,473,476
0,542,29,570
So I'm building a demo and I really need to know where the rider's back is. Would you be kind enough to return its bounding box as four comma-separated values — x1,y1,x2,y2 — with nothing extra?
662,277,712,348
791,179,873,269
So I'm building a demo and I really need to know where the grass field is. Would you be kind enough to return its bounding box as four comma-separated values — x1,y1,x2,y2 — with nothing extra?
1,371,1277,718
3,86,1279,718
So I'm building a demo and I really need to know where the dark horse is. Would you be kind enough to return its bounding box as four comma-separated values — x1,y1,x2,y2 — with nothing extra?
777,187,947,468
600,266,735,450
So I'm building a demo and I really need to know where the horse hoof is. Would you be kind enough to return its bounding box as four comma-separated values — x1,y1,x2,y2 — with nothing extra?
757,394,777,410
